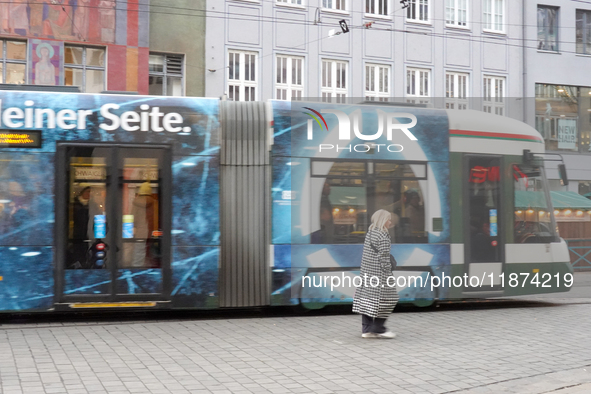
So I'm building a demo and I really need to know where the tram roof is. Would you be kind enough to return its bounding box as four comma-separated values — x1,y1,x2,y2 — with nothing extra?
446,109,545,155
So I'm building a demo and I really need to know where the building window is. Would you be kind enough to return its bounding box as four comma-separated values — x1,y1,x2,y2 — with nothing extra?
276,55,304,100
535,84,591,153
64,46,105,93
406,67,430,104
446,0,467,27
0,40,26,84
483,0,504,32
323,0,346,11
482,75,505,116
538,6,559,51
321,59,347,102
228,50,257,102
365,64,390,101
407,0,429,23
149,53,184,96
576,9,591,54
445,72,468,110
366,0,388,16
277,0,302,5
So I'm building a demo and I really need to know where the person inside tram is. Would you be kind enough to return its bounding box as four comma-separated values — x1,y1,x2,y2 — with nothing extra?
131,181,157,267
69,185,91,269
471,218,497,262
403,190,425,238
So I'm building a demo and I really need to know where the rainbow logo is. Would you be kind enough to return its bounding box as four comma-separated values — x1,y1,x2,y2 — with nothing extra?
303,107,328,131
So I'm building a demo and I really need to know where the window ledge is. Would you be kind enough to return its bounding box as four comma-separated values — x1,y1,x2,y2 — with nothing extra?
229,0,261,4
537,50,561,55
576,53,591,58
445,25,471,32
321,8,350,16
406,19,432,27
364,13,392,21
275,2,305,10
482,29,506,36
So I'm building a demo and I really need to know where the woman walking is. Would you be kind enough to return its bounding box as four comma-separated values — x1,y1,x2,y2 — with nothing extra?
352,209,399,338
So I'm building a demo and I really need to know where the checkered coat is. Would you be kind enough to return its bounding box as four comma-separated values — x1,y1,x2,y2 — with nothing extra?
352,229,399,318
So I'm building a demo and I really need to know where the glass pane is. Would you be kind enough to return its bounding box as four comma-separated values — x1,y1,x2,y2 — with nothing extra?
85,69,104,93
67,155,108,270
312,177,367,244
468,157,501,262
5,63,25,84
514,165,556,243
65,67,83,88
120,157,161,269
245,55,250,81
374,179,426,243
86,48,105,67
166,76,183,96
65,47,84,65
375,163,426,178
319,162,366,177
149,76,163,95
586,13,591,54
6,41,26,60
149,54,164,72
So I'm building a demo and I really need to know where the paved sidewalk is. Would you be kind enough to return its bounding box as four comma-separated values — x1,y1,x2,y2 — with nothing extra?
0,300,590,394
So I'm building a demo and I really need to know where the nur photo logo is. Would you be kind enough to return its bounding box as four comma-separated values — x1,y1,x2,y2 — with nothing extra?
303,107,419,153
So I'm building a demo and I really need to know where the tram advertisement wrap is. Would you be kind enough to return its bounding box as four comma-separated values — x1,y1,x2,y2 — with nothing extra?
0,92,221,311
270,100,451,306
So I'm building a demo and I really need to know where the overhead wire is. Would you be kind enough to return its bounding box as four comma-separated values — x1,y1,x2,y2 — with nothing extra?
2,1,590,73
0,0,588,29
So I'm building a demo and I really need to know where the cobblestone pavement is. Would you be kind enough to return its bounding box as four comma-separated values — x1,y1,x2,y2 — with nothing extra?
0,297,589,394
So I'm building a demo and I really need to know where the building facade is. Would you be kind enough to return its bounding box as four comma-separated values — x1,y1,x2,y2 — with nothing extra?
524,0,591,194
149,0,206,97
205,0,524,119
0,0,150,94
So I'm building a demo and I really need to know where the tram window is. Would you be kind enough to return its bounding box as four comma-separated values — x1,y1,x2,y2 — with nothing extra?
120,157,162,269
310,161,427,244
67,156,108,270
0,154,47,243
375,163,426,178
513,164,557,243
311,161,366,177
312,177,367,244
375,180,427,243
468,157,501,262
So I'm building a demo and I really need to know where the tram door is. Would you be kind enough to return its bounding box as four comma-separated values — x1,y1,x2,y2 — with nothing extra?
55,144,172,304
463,155,505,293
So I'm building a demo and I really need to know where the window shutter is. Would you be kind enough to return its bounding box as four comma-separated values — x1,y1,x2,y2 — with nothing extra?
166,55,183,75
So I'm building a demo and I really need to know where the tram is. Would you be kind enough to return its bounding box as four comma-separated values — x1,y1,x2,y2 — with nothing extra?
0,90,572,312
